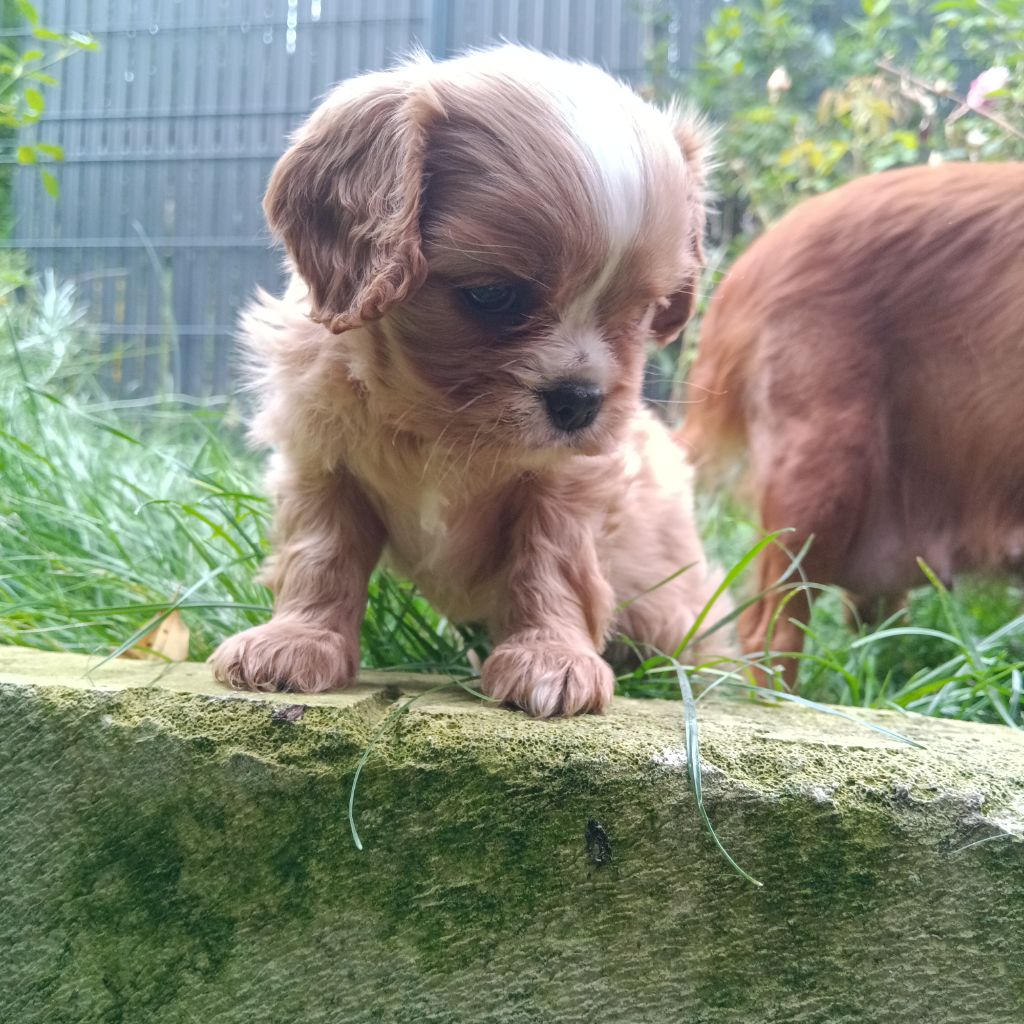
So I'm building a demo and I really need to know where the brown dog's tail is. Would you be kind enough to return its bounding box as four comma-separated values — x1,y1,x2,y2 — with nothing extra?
678,303,757,487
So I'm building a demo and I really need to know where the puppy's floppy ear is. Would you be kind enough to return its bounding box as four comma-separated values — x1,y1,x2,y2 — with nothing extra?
651,285,698,347
264,71,443,333
651,108,714,346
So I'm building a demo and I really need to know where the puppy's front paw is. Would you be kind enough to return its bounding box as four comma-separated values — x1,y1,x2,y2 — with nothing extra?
211,620,357,693
481,634,614,717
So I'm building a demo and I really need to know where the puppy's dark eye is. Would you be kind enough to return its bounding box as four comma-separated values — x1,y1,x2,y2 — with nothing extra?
460,284,528,323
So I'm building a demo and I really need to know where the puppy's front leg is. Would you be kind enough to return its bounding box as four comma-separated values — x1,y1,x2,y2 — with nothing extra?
482,493,616,717
212,462,384,693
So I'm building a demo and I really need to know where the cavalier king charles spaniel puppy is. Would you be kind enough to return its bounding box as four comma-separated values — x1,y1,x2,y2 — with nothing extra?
212,45,728,716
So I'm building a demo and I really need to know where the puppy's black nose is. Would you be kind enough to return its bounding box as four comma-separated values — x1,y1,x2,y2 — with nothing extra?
541,381,604,433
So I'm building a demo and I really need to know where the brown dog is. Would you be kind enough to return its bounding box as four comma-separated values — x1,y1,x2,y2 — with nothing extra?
685,161,1024,686
211,46,730,717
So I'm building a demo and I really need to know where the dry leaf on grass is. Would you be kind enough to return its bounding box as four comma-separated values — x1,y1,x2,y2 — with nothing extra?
121,609,191,662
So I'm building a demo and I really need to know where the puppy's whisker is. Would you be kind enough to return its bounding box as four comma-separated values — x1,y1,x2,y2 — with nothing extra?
468,409,515,485
420,392,496,482
420,428,455,483
389,403,422,441
452,392,494,415
449,413,498,487
430,243,545,287
678,380,730,399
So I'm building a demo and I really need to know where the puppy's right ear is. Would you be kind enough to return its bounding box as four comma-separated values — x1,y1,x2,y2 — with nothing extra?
650,108,714,346
264,72,443,333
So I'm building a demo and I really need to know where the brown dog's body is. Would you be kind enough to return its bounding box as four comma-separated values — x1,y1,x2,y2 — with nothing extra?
212,47,729,717
686,161,1024,682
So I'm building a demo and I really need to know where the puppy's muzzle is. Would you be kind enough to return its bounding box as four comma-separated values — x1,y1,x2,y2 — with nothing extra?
540,380,604,433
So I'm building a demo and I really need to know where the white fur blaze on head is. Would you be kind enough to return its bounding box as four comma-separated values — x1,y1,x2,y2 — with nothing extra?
417,46,661,264
482,51,696,331
549,74,647,253
539,60,656,317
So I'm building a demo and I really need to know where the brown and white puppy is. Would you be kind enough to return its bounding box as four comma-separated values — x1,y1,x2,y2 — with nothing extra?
685,161,1024,688
211,45,728,717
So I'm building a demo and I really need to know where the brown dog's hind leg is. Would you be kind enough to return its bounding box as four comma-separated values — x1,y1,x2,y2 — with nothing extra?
845,590,908,631
740,426,878,689
739,543,811,690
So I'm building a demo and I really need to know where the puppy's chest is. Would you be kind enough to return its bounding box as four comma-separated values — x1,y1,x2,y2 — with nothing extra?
371,476,508,620
389,485,454,565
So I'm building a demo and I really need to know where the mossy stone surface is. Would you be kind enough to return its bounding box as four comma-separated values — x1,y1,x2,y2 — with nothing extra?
2,646,1023,1023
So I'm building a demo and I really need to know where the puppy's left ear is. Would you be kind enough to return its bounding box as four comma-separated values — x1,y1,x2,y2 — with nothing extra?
651,109,713,346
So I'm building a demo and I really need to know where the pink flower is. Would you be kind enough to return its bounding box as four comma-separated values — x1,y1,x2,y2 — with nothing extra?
966,66,1010,112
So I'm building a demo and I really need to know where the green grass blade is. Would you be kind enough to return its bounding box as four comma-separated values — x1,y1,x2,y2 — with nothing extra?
675,663,763,887
348,679,485,850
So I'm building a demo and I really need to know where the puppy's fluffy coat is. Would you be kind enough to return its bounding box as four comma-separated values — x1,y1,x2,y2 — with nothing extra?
685,161,1024,686
212,46,727,717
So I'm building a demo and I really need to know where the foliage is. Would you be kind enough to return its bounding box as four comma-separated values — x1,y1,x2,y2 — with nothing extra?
0,0,96,205
2,277,1020,727
664,0,1024,253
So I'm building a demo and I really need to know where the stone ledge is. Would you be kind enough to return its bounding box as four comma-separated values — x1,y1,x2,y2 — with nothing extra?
1,645,1022,1023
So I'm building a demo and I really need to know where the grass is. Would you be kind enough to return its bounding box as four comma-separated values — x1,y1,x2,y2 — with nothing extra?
0,384,482,672
684,492,1024,727
2,276,1023,731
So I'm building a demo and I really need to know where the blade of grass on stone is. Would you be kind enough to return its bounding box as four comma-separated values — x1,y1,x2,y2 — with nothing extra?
675,663,762,887
349,678,479,851
720,676,925,748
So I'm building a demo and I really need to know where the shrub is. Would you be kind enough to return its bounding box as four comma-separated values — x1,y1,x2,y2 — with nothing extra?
662,0,1024,254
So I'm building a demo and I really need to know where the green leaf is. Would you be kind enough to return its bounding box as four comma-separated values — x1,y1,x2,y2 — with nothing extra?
31,26,65,42
16,144,36,164
676,665,763,887
673,529,793,659
40,168,59,198
24,86,44,113
35,142,63,161
15,0,39,26
851,626,964,648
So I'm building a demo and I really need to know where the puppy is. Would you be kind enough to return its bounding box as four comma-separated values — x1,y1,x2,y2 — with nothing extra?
212,45,729,717
684,161,1024,687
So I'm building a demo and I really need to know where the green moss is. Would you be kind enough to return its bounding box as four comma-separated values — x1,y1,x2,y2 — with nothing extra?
2,650,1023,1023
